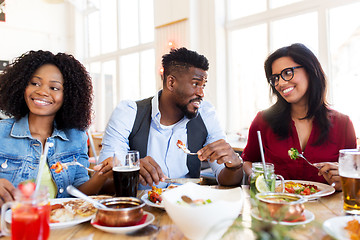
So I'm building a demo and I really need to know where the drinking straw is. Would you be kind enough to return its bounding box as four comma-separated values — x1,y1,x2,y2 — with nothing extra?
87,129,98,165
35,141,50,193
257,131,268,180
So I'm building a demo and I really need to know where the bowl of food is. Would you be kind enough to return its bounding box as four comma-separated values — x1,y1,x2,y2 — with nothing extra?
255,192,307,222
162,182,244,240
93,197,145,227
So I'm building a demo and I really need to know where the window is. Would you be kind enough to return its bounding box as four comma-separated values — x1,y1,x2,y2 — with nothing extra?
329,2,360,136
83,0,155,131
226,0,360,136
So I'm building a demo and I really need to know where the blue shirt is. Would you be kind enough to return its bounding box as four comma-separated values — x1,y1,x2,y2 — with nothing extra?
99,91,226,189
0,116,90,198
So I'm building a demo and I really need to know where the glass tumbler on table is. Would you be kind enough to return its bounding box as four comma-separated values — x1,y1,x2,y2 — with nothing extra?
113,150,140,197
339,149,360,215
250,162,284,199
1,187,50,240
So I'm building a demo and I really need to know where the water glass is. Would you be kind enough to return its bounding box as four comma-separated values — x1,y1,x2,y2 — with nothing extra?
250,162,284,199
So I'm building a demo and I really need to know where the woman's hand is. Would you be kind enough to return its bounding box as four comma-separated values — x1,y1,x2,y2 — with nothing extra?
0,179,16,207
314,162,341,191
93,158,113,178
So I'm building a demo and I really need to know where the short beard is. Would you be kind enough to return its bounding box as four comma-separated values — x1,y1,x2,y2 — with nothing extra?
177,99,200,119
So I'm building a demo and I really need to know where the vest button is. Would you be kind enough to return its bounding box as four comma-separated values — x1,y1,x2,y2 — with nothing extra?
59,188,64,193
49,143,54,147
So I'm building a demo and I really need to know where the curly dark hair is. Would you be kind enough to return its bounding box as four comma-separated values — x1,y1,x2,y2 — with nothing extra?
263,43,329,144
0,50,93,130
161,47,209,82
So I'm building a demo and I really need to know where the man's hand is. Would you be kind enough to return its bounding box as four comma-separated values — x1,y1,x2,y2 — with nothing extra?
197,139,242,168
314,162,341,191
0,179,16,207
139,156,165,186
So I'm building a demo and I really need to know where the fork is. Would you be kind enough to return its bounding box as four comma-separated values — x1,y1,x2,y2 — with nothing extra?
177,140,198,155
179,147,198,155
62,161,95,172
298,153,320,169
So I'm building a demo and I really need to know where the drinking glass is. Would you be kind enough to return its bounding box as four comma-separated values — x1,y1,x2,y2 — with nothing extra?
113,151,140,197
249,162,284,199
339,149,360,215
1,187,50,240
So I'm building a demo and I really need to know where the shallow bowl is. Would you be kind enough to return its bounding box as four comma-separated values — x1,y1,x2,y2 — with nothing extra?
94,197,145,227
255,192,307,222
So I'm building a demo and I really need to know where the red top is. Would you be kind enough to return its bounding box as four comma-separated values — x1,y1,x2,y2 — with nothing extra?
241,109,357,183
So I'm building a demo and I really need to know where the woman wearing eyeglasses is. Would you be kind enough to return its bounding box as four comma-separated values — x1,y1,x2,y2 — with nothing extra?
242,43,356,191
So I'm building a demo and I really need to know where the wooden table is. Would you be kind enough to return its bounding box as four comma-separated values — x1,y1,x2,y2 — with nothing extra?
1,186,345,240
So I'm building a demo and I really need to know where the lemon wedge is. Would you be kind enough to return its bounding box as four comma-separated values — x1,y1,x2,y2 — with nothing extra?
255,174,270,192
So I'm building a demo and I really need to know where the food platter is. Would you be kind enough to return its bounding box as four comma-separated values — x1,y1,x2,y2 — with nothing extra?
91,211,154,234
5,198,95,229
141,190,165,209
276,180,335,200
323,216,360,240
141,184,180,209
251,209,315,226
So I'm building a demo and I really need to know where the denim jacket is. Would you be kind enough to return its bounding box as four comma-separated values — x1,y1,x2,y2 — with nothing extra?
0,116,90,198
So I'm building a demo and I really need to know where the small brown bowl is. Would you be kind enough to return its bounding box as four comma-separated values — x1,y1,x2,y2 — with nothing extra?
94,197,145,227
255,192,307,222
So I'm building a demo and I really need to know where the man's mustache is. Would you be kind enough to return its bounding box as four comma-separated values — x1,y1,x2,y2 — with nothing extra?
189,98,202,103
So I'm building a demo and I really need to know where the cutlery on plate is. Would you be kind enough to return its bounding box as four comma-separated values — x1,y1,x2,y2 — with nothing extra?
66,185,108,209
163,178,202,184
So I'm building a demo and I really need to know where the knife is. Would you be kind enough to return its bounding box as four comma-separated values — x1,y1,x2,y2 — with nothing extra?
163,178,202,184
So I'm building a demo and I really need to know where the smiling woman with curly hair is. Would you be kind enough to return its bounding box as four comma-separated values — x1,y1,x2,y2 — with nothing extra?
0,50,113,205
0,50,92,130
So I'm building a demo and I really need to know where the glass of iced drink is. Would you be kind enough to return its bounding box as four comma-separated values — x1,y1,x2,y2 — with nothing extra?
339,149,360,215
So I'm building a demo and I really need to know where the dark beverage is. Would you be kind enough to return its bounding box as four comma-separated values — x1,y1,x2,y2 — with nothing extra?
113,166,140,197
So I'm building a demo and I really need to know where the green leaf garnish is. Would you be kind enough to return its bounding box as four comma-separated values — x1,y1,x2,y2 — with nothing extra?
288,148,300,160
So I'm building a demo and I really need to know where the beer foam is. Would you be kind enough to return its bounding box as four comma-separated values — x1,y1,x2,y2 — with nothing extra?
340,172,360,179
113,166,140,172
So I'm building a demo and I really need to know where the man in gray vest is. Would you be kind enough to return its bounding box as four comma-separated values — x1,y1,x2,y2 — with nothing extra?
99,47,243,189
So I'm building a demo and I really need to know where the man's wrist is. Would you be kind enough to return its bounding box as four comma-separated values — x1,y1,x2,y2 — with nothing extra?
225,153,243,170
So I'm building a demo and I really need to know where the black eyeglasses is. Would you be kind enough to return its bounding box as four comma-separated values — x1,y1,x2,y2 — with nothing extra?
268,66,304,87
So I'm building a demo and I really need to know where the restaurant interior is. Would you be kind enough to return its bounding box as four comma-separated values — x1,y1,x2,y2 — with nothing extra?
0,0,360,239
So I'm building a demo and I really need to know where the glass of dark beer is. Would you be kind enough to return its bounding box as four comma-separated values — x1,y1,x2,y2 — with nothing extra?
113,151,140,197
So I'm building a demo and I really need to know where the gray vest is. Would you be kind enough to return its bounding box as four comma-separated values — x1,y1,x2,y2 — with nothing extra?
128,97,208,178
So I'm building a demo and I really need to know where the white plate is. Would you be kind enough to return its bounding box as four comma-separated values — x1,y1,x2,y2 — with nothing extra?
141,191,164,209
251,209,315,226
276,180,335,200
5,198,94,229
323,216,360,240
91,211,154,234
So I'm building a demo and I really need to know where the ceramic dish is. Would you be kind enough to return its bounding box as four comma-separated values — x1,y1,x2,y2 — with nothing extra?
5,198,94,229
91,211,154,234
251,209,315,226
141,192,164,209
276,180,335,200
162,182,244,240
323,215,360,240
